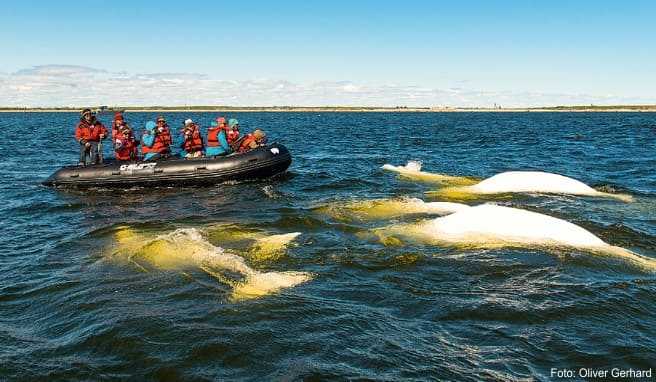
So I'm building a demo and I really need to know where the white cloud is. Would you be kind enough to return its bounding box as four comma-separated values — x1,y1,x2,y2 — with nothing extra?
0,65,653,107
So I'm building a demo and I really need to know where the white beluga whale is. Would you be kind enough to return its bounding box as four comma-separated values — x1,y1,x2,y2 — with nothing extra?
316,197,471,221
110,227,311,300
374,204,655,271
382,161,478,186
427,171,633,202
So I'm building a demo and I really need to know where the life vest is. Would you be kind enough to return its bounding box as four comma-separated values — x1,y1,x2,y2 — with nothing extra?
207,127,221,147
75,119,107,142
112,120,130,139
182,124,204,152
238,133,257,153
159,126,173,146
142,129,171,155
227,129,240,144
114,129,137,160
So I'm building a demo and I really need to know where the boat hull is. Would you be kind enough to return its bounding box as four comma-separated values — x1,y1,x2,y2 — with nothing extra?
43,143,292,188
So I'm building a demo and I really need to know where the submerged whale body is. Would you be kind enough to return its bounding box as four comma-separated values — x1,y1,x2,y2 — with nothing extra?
381,162,478,185
317,197,471,220
111,227,311,300
376,204,655,271
430,171,633,202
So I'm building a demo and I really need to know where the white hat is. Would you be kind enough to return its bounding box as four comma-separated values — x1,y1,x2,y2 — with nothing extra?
184,119,193,126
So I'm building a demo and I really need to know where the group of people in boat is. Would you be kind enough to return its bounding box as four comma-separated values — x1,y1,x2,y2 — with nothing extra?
75,108,268,165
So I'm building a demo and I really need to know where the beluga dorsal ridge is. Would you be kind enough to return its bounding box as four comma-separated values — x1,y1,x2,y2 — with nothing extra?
429,171,633,202
375,204,655,271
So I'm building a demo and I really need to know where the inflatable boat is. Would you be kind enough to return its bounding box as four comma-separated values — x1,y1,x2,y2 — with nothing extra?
43,143,291,188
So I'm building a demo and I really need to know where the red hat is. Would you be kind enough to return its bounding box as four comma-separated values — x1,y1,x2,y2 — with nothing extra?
114,112,123,121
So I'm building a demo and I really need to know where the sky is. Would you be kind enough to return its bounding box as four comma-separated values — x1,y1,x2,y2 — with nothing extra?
0,0,654,107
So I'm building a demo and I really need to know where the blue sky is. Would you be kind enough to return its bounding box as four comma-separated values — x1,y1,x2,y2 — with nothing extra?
1,0,654,106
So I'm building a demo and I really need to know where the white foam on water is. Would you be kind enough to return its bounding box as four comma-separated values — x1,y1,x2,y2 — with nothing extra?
404,160,423,172
261,185,278,198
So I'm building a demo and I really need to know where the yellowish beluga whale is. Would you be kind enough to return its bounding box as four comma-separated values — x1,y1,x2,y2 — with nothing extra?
427,171,633,202
381,161,479,186
374,203,656,271
316,197,470,221
204,223,302,261
110,227,311,300
383,161,632,201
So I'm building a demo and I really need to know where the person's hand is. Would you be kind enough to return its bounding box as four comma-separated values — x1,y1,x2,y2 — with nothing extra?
85,142,91,148
100,134,105,139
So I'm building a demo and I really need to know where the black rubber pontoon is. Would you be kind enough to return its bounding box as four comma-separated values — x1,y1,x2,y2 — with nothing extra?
43,143,291,188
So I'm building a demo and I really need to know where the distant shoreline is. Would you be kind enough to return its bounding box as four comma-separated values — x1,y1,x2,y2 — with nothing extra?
1,106,656,113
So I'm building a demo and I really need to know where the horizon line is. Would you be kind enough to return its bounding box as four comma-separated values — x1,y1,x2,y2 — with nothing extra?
2,104,656,110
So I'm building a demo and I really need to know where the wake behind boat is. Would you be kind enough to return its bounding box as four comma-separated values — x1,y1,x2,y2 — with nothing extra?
43,143,291,188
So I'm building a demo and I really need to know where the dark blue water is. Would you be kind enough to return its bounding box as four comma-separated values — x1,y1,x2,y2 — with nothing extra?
1,112,655,380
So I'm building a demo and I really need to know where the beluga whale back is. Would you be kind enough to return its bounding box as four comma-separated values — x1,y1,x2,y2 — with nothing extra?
375,204,655,272
429,171,633,202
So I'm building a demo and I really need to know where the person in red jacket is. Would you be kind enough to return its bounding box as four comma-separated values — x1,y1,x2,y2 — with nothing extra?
180,119,204,158
205,117,232,157
226,118,240,146
141,119,172,161
155,116,173,147
237,129,267,153
75,108,107,165
111,112,125,138
113,123,138,161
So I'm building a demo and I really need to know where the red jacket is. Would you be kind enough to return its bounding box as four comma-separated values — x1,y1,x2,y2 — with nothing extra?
142,133,171,155
75,119,107,142
227,129,240,145
182,124,204,152
111,120,124,139
159,126,173,146
114,129,138,160
206,127,221,147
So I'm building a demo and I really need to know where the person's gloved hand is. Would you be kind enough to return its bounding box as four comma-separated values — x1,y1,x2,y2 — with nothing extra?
80,139,87,145
85,142,91,148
